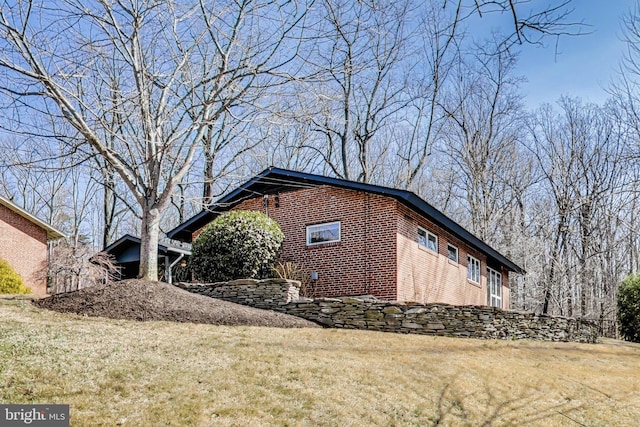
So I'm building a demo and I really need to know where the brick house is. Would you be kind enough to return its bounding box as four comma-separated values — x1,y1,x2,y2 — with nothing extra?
0,196,66,294
168,168,524,308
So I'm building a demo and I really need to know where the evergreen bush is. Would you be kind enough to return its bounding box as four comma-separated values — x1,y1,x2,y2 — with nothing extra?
0,258,31,294
617,274,640,342
190,210,284,282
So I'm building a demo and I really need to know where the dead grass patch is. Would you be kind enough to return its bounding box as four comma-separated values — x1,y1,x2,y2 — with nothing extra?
1,300,639,426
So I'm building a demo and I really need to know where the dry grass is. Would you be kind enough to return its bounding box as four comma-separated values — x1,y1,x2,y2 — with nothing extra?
1,299,640,426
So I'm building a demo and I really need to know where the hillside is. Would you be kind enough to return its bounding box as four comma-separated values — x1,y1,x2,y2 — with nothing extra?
1,297,640,426
32,279,317,328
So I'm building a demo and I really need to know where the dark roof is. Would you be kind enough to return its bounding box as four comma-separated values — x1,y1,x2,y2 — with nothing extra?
167,167,524,274
103,234,191,263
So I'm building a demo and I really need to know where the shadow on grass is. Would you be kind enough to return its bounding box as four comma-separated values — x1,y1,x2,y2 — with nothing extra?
429,376,589,426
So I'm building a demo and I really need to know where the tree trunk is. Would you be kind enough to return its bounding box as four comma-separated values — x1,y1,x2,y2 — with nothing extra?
202,126,215,208
102,171,117,249
139,204,161,281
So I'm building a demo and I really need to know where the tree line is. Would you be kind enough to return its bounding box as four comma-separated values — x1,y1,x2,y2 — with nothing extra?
1,0,639,323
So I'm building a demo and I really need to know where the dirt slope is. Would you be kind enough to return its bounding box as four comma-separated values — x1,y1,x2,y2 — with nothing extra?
33,279,318,328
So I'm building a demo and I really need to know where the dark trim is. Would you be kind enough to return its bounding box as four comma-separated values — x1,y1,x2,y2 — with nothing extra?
104,234,191,257
167,167,525,274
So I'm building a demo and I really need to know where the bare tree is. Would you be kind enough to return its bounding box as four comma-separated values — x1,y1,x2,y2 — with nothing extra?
279,0,580,186
525,98,627,316
291,0,414,182
393,1,466,190
399,0,583,187
0,0,308,280
439,43,525,243
466,0,582,48
45,240,120,294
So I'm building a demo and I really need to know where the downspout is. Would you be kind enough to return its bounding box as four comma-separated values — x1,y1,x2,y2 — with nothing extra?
164,255,169,283
167,253,185,285
365,193,371,294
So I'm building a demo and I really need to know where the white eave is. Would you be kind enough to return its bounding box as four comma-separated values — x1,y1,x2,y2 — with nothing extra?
0,196,66,240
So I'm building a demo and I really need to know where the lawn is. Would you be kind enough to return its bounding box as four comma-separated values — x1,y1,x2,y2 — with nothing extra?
1,298,639,426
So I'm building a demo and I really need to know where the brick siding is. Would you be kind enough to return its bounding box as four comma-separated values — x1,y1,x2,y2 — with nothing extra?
396,204,509,307
194,185,510,307
0,203,48,294
230,186,398,300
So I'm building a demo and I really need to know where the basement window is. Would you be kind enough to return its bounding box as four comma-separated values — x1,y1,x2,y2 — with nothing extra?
307,221,341,245
418,227,438,253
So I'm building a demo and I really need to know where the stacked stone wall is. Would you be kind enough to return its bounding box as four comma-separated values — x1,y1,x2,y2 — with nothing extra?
178,278,300,310
177,279,598,343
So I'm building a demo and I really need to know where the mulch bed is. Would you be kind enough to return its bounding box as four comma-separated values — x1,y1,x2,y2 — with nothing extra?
32,279,318,328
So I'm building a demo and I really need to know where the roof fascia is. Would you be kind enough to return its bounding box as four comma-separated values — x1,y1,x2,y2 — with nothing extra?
167,170,274,240
104,233,193,256
168,167,524,273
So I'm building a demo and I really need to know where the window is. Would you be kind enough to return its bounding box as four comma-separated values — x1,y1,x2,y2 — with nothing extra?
467,255,480,284
488,267,502,308
447,244,458,263
306,221,341,245
418,227,438,253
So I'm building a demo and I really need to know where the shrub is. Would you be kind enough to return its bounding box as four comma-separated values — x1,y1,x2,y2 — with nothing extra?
46,241,120,294
0,258,31,294
190,210,284,282
617,274,640,342
272,261,314,297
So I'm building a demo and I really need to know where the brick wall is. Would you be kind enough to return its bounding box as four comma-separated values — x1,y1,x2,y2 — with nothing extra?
230,186,399,300
396,204,510,307
193,185,513,307
0,204,48,294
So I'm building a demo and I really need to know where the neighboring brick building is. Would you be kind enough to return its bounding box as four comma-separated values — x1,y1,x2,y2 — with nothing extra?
168,168,524,308
0,196,65,294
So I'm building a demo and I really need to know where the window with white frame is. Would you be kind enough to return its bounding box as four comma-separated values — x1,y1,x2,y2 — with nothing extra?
488,267,502,308
417,227,438,253
467,255,480,284
447,244,458,263
306,221,341,245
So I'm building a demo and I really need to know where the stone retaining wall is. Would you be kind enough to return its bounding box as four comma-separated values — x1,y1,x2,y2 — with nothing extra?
178,278,300,310
177,279,598,343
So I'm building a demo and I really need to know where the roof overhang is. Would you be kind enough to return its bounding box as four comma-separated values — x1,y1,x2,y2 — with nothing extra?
167,168,525,274
103,234,192,262
0,195,66,240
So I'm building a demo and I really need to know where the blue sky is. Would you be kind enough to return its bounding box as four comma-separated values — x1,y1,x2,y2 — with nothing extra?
511,1,634,108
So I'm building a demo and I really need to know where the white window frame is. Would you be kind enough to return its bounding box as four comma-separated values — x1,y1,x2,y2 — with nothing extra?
467,255,480,284
447,244,458,263
306,221,341,246
417,226,438,253
488,267,502,308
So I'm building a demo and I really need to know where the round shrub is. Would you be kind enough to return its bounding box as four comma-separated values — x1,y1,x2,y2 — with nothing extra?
617,274,640,342
0,258,31,294
190,210,284,282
